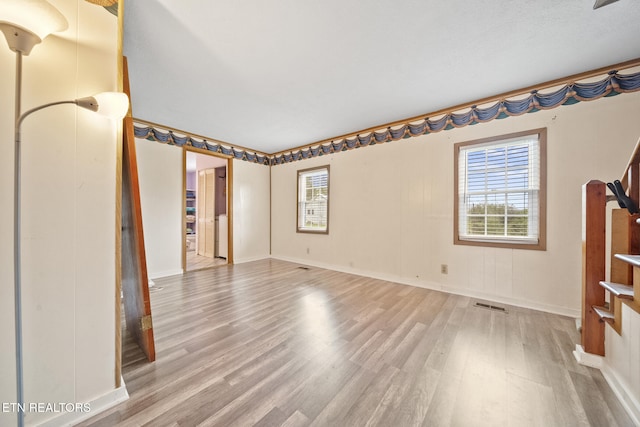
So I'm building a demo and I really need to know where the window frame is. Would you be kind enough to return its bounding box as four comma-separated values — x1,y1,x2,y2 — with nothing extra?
296,165,330,234
453,128,547,251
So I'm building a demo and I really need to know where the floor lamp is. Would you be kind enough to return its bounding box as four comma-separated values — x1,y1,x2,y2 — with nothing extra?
0,1,129,426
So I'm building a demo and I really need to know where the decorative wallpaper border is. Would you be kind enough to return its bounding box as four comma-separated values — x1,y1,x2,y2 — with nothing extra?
133,124,271,165
134,64,640,167
271,68,640,165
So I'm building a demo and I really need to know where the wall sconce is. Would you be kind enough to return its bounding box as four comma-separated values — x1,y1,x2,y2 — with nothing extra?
1,1,128,426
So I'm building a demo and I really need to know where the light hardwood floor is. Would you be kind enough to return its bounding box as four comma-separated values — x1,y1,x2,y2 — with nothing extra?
186,250,227,271
79,259,633,427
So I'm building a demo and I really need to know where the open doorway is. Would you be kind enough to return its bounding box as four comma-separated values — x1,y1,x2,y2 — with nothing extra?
184,148,231,271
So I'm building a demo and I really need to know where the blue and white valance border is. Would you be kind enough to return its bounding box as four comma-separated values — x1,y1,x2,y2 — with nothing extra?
133,123,271,165
271,67,640,165
133,65,640,166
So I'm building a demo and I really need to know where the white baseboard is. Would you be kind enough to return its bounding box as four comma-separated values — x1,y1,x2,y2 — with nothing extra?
572,344,604,369
601,362,640,427
435,281,580,318
37,379,129,427
270,255,581,318
572,346,640,426
234,255,271,264
148,269,183,279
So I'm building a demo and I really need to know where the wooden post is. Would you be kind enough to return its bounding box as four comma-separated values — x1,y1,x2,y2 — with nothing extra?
628,162,640,207
609,209,638,334
611,209,636,285
582,180,606,355
626,163,640,256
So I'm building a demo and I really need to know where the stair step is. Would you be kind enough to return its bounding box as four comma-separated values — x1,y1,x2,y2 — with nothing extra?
599,281,634,299
593,306,615,324
614,253,640,267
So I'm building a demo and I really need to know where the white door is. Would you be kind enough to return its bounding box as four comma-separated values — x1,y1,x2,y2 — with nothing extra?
197,169,216,258
218,214,228,258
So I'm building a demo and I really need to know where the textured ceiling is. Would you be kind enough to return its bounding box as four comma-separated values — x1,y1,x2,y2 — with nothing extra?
123,0,640,154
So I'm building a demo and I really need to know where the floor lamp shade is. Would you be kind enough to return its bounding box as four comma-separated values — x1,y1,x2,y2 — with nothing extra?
76,92,130,119
0,0,68,55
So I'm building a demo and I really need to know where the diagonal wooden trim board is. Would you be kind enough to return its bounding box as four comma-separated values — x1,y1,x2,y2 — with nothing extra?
121,57,156,362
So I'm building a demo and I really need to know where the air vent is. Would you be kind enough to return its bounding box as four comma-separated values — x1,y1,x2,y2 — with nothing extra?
474,302,508,313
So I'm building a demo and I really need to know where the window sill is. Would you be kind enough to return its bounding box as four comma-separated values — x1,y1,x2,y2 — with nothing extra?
297,228,329,235
454,236,546,251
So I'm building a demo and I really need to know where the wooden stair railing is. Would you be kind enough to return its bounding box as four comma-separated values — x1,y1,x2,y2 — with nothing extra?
592,211,640,335
581,136,640,355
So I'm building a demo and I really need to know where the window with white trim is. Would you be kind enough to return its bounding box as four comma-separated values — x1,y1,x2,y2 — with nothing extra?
454,128,546,250
297,165,329,234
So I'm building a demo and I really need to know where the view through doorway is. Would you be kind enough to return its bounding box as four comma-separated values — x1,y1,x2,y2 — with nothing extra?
184,149,230,271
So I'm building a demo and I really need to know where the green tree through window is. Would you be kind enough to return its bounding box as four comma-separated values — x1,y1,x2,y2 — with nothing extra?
454,129,546,250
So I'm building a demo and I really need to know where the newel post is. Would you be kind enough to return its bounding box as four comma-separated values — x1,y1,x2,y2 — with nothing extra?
581,180,606,355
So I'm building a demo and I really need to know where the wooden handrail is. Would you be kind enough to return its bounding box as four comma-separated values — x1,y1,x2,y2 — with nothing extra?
619,135,640,195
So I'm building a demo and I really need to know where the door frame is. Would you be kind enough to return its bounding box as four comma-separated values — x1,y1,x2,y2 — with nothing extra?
182,146,234,271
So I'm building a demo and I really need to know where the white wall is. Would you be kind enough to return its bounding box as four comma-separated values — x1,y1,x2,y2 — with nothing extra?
136,138,183,278
605,304,640,425
0,15,16,425
195,152,226,171
0,1,123,425
232,159,271,263
135,142,271,269
271,91,640,317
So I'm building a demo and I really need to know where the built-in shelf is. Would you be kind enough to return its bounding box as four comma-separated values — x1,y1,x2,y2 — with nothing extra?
614,253,640,267
186,189,196,236
593,306,615,325
599,281,634,299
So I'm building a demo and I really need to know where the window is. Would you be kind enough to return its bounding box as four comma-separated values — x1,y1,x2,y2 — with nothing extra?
297,165,330,234
454,128,546,250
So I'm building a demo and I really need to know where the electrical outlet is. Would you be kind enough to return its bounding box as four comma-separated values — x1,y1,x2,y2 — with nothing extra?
441,264,448,274
306,247,310,254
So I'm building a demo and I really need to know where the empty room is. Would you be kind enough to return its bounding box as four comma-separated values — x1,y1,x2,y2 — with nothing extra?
1,1,640,426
